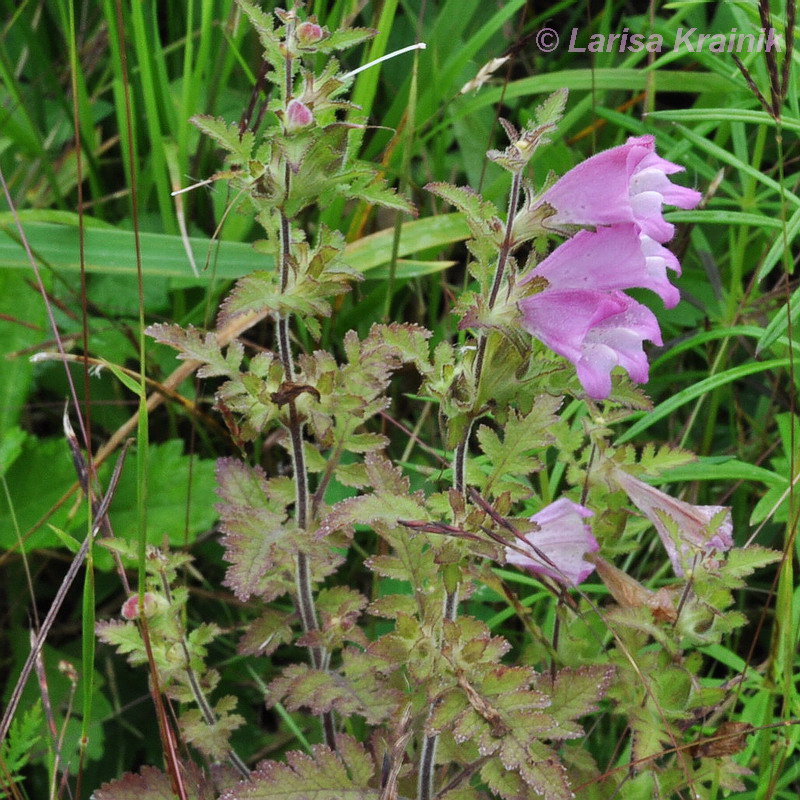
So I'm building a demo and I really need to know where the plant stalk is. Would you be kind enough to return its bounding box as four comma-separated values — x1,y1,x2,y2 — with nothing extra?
277,206,333,745
419,169,523,800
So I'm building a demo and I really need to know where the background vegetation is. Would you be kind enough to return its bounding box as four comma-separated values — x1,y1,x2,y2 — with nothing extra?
0,0,797,797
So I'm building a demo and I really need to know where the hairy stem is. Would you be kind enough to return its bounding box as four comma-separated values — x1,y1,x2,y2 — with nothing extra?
159,572,250,779
451,169,522,496
275,20,336,749
419,170,523,800
277,203,332,743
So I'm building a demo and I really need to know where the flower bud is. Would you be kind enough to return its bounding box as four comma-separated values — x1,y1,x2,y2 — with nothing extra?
285,99,314,131
121,591,161,620
295,21,324,46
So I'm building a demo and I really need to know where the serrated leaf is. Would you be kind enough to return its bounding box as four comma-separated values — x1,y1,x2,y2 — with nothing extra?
180,696,244,761
235,0,284,89
318,27,377,53
344,176,416,215
536,665,614,736
0,701,42,775
317,453,427,537
146,323,242,377
535,89,568,128
223,737,379,800
238,609,294,656
425,182,503,245
268,653,397,725
215,458,295,600
481,758,529,800
190,115,254,166
638,443,696,475
93,763,210,800
477,398,562,497
629,704,673,767
722,545,782,583
300,587,369,650
498,739,572,800
218,270,330,326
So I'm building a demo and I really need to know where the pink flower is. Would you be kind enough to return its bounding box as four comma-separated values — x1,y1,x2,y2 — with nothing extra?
539,135,701,242
613,469,733,577
285,99,314,131
524,223,680,308
506,498,599,585
519,289,662,399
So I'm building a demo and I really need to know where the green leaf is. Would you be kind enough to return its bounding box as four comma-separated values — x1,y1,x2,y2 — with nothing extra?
0,701,42,776
225,736,380,800
344,175,416,215
425,182,503,244
534,88,568,128
536,666,614,737
0,270,45,436
269,655,397,726
146,323,243,377
101,360,144,397
317,454,428,538
215,457,294,601
0,215,469,284
0,437,78,551
179,695,244,761
721,546,782,584
103,441,217,570
238,609,294,657
476,398,561,498
93,763,210,800
0,426,25,477
318,27,377,53
190,114,254,166
615,359,791,443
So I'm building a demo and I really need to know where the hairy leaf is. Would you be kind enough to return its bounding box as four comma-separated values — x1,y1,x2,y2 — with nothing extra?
238,609,294,657
180,696,245,762
93,763,211,800
222,737,379,800
476,398,562,498
317,27,377,53
215,458,295,601
190,115,254,166
268,649,397,726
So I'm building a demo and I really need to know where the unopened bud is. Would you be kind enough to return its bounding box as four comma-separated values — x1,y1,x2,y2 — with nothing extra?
58,660,79,684
295,21,324,46
121,591,160,620
285,99,314,131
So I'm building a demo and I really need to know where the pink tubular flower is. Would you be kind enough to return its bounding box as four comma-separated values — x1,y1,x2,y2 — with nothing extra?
506,498,599,586
539,135,701,242
519,289,662,399
613,469,733,577
524,224,680,309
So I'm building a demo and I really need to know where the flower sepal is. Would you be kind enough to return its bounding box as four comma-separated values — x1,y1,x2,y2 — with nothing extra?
487,118,558,174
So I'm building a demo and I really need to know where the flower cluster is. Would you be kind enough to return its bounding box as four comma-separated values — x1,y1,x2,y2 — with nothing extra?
517,135,701,399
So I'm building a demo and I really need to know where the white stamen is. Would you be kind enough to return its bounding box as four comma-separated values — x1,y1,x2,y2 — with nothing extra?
342,42,426,81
